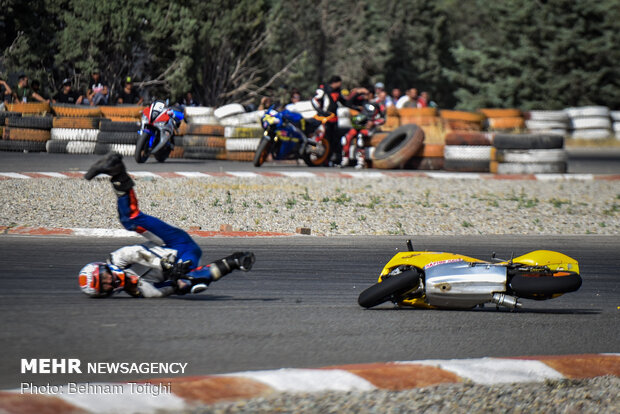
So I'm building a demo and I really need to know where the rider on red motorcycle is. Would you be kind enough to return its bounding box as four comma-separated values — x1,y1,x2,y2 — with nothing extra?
78,152,255,298
340,88,385,168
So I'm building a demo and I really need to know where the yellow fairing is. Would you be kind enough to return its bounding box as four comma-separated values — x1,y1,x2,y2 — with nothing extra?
379,251,483,280
508,250,580,273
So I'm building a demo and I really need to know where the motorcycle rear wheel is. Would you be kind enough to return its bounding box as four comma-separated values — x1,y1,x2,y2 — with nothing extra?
134,132,151,163
509,270,582,299
303,136,330,167
253,138,272,167
358,270,421,309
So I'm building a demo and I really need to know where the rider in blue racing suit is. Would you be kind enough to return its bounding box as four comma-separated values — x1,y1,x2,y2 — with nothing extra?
78,152,255,298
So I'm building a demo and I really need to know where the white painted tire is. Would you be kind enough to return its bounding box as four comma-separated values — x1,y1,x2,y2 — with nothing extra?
570,117,612,130
495,162,567,174
184,106,214,117
218,110,263,127
613,122,620,132
565,106,610,118
225,138,261,152
443,145,491,161
286,100,314,113
214,103,246,119
494,149,567,163
570,129,612,140
50,128,99,142
527,110,569,122
526,120,568,130
186,115,220,125
610,111,620,122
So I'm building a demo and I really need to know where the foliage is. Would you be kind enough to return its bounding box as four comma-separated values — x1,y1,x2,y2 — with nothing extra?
1,0,619,109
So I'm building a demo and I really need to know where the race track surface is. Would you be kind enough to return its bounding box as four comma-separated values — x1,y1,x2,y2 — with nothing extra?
1,235,618,389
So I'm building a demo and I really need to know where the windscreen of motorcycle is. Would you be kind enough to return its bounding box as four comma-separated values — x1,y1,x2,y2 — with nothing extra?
149,100,167,123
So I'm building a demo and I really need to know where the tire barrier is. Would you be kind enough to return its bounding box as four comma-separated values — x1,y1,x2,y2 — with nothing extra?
47,140,97,155
99,105,144,119
99,119,140,132
224,125,263,160
218,110,264,127
7,102,50,114
214,103,246,120
181,135,226,148
97,131,140,145
187,124,225,136
53,117,101,129
566,106,612,140
50,128,99,142
525,110,569,137
3,127,51,142
479,108,524,132
0,111,22,125
5,115,53,130
372,124,425,169
51,104,101,118
612,111,620,140
440,110,484,131
183,146,227,160
491,133,567,174
444,145,491,172
402,143,445,170
225,138,261,152
94,143,135,156
444,131,494,146
0,139,47,152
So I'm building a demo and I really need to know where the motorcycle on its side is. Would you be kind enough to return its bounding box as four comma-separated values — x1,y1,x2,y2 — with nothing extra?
135,100,184,163
358,240,582,310
253,108,331,167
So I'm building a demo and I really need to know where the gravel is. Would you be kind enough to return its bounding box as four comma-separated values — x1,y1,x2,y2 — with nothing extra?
185,376,619,413
1,176,619,235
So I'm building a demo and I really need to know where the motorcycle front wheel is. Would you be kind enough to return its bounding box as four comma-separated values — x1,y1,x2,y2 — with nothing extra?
154,145,172,163
135,131,152,163
253,138,272,167
358,270,421,309
303,136,330,167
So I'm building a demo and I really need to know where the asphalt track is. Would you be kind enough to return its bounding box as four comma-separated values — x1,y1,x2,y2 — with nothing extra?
1,234,618,390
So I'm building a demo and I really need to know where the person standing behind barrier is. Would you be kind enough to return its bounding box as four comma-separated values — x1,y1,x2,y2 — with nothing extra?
85,69,109,106
0,77,12,106
396,88,418,109
53,78,84,104
311,75,358,166
117,77,143,105
12,74,47,103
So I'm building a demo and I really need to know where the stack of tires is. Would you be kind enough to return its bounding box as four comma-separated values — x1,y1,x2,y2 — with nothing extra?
612,111,620,140
0,112,22,149
286,101,317,120
1,103,52,152
382,106,400,131
94,120,140,156
490,134,567,174
399,108,442,143
180,124,226,160
224,126,263,162
566,106,612,140
404,143,445,170
215,104,262,128
99,105,144,122
480,108,525,132
48,104,102,155
442,131,494,172
440,110,484,132
525,110,569,136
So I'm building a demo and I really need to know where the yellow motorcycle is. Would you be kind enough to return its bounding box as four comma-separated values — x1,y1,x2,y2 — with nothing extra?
358,240,582,310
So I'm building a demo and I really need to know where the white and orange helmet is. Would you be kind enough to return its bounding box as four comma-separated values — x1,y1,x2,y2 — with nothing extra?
78,262,125,298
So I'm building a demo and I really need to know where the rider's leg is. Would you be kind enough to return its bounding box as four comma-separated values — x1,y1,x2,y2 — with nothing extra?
178,252,256,294
85,152,202,267
340,128,356,167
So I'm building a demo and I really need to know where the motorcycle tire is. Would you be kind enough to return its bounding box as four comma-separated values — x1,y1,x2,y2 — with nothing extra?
358,270,421,309
154,145,172,163
134,132,151,163
372,124,425,169
253,138,272,167
509,271,582,300
303,136,331,167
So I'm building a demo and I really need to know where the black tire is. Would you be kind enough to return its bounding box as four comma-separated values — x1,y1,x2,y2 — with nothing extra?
6,115,53,130
97,131,139,145
509,271,582,300
303,136,331,167
183,147,223,160
443,158,490,172
493,134,564,149
99,119,140,132
134,131,151,163
253,138,272,167
154,145,172,162
0,111,22,125
372,124,425,169
0,139,47,152
358,270,421,309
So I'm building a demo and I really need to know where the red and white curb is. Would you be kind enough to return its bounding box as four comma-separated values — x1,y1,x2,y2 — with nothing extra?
1,171,619,181
1,354,618,414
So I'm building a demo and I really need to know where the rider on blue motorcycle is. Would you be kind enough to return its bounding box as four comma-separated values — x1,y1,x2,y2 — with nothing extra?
78,152,255,298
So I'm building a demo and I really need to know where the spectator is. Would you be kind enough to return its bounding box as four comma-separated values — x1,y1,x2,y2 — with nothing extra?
85,69,109,106
284,89,302,111
311,75,359,165
375,89,389,107
116,77,143,105
258,96,273,111
0,77,12,105
417,91,429,108
12,74,47,103
374,82,385,97
178,91,199,108
53,78,84,104
396,87,418,109
385,88,401,107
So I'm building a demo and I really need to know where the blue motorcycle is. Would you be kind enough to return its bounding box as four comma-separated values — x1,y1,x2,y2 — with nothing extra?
253,108,331,167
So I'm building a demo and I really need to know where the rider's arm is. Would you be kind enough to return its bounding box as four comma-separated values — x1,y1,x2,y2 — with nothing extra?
109,244,176,270
311,89,331,117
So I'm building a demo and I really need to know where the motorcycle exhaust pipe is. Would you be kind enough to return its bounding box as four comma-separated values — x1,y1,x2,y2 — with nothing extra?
491,293,522,309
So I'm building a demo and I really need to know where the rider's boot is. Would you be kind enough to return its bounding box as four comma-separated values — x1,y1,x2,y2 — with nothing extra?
84,152,134,193
209,251,255,281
